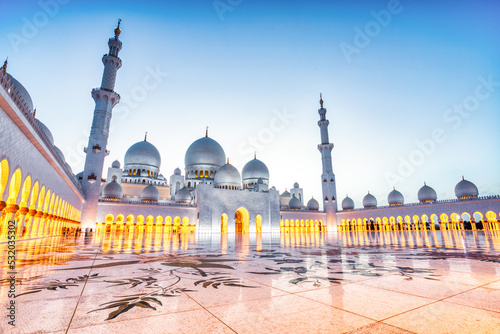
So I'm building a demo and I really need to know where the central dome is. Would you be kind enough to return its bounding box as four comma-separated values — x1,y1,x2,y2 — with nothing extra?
388,188,404,206
124,140,161,169
455,177,478,199
185,136,225,168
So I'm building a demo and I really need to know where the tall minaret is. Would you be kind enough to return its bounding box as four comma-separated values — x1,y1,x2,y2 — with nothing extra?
317,94,337,230
81,20,123,229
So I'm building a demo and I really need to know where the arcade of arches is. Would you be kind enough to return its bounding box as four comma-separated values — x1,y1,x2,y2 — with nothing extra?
0,159,82,239
339,211,500,232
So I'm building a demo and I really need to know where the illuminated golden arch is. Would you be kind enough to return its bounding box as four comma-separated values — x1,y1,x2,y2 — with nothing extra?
235,207,250,233
53,196,59,215
156,215,163,224
28,181,39,209
221,213,228,233
48,193,56,214
440,213,449,222
146,215,154,225
0,159,9,200
165,216,172,224
486,211,496,221
7,168,22,205
182,216,189,225
284,219,289,227
43,190,51,213
412,215,419,223
105,214,114,223
19,175,31,207
116,214,125,223
461,212,471,221
473,211,484,222
36,186,45,211
136,215,145,224
256,214,262,232
450,213,460,223
174,216,181,224
126,214,135,224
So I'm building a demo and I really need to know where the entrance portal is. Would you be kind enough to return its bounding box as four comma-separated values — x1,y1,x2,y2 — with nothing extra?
235,207,250,233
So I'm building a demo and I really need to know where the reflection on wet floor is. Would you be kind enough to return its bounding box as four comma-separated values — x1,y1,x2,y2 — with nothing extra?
1,230,499,333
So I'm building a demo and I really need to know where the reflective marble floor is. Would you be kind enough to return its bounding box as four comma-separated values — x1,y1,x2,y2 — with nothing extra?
1,229,500,333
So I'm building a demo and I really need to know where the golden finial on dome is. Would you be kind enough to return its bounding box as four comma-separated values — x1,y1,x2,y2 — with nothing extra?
254,151,256,159
114,19,122,37
144,131,147,141
227,158,229,164
205,126,209,137
2,58,7,73
33,108,36,117
319,93,323,108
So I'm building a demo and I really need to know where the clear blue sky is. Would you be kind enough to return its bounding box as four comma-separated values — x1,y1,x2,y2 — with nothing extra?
1,0,499,208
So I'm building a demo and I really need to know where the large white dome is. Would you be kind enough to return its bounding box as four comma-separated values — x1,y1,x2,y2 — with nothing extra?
185,136,225,168
214,163,241,189
124,140,161,169
418,183,437,203
242,158,269,184
455,177,478,199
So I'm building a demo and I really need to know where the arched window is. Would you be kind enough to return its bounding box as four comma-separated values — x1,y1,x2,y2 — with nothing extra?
210,171,213,177
195,170,198,178
205,170,208,178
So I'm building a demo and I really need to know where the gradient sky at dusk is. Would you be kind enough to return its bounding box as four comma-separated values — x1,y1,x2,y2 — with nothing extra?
1,0,499,208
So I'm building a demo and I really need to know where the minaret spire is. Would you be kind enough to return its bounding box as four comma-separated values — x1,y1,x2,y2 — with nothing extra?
81,21,123,229
316,94,337,230
206,126,209,137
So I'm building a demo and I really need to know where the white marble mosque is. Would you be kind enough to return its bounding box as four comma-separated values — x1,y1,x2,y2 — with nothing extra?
1,21,500,240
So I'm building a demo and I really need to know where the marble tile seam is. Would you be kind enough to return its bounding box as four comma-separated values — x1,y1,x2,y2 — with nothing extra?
376,279,500,323
65,244,103,334
178,285,238,334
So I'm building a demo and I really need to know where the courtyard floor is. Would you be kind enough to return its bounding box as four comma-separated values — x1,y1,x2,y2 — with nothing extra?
1,229,499,333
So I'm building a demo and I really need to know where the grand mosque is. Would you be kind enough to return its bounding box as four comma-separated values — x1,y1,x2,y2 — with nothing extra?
0,21,499,239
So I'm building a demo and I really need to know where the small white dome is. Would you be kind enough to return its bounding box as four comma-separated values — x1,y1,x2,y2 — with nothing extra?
174,167,181,175
418,183,437,203
124,140,161,169
307,197,319,210
53,146,65,162
242,158,269,184
342,196,355,210
141,184,159,202
103,181,122,199
289,196,301,210
293,182,299,188
112,160,121,168
175,187,192,204
35,119,54,145
388,188,404,206
281,190,290,197
455,177,478,199
6,73,34,114
363,193,377,208
214,163,241,189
